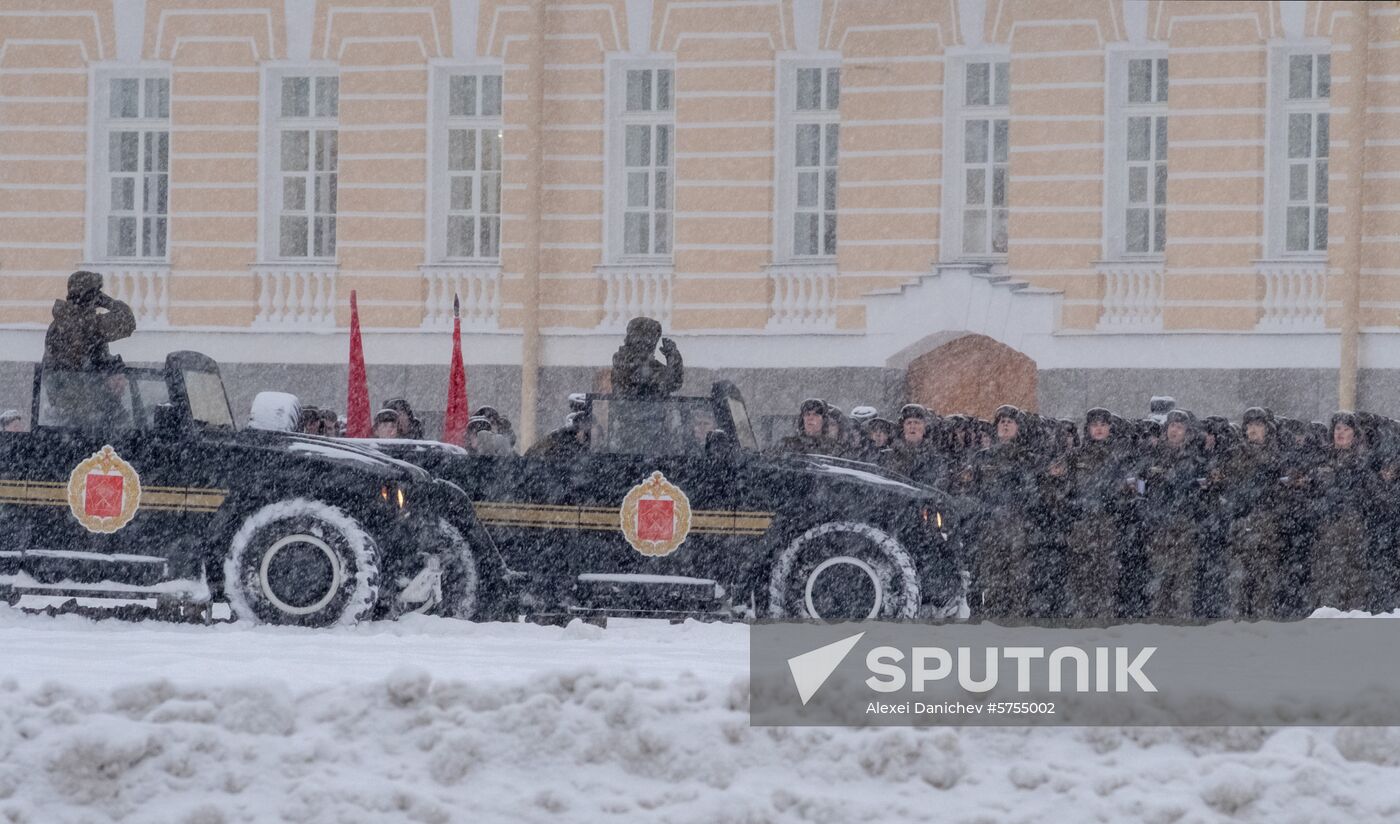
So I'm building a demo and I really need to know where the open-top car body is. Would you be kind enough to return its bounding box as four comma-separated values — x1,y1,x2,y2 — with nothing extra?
367,382,967,624
0,352,501,626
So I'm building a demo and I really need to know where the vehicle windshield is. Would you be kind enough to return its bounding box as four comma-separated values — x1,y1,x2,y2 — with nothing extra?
37,369,167,432
184,369,235,429
589,398,725,456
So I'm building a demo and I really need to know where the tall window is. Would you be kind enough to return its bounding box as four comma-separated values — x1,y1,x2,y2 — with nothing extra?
1284,53,1330,253
441,72,502,259
95,74,169,259
270,73,338,259
1124,57,1167,255
774,62,840,260
617,66,673,257
945,58,1009,257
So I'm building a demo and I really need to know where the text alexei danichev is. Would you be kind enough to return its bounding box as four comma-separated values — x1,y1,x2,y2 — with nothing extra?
866,701,1058,716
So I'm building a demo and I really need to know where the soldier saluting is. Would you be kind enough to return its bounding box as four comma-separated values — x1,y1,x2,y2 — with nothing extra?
43,270,135,372
611,316,683,398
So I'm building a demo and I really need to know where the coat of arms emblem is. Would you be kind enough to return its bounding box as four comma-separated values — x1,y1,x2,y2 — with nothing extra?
619,471,692,556
66,445,142,533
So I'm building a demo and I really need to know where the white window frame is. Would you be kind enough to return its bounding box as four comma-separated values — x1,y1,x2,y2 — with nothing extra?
605,55,675,263
86,65,172,263
258,64,340,262
427,61,504,263
1103,47,1168,260
1265,41,1332,259
774,54,841,262
940,49,1011,262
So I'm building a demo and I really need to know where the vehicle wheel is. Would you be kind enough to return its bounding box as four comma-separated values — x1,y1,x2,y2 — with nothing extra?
767,521,920,623
225,499,380,627
395,518,480,619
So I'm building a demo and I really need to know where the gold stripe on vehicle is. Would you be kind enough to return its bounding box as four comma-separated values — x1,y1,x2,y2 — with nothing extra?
474,501,773,536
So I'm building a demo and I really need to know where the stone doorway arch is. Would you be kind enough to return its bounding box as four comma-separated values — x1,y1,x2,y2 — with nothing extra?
904,334,1037,419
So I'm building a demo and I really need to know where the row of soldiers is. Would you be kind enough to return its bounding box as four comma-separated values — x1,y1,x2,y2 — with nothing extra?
773,398,1400,622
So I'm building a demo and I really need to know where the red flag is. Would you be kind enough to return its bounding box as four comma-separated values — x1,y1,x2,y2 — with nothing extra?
441,294,469,445
345,290,371,437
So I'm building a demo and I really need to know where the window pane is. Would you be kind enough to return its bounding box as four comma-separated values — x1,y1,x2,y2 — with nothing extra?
280,215,308,256
1314,206,1328,250
1156,58,1169,102
284,177,306,211
656,125,670,165
1128,166,1148,203
282,76,310,117
993,119,1008,163
1128,59,1152,103
108,216,137,256
822,212,837,255
796,68,821,110
1316,159,1328,204
1288,163,1309,201
481,130,501,171
823,169,837,211
315,130,337,171
1317,54,1330,98
1126,208,1149,253
110,79,139,118
964,119,988,163
794,212,818,255
315,77,338,117
449,129,475,171
450,75,476,116
481,75,503,116
626,125,650,166
281,130,309,171
1127,117,1150,161
654,212,671,254
1287,113,1311,159
144,216,167,258
962,210,986,254
796,123,820,166
625,212,650,254
655,170,669,209
111,132,139,172
480,172,500,213
1153,163,1166,205
965,168,985,205
657,69,672,111
797,171,818,207
966,62,989,106
825,68,840,110
1154,116,1167,160
992,166,1006,207
143,173,167,214
1289,55,1312,99
480,216,500,257
824,123,839,166
447,215,474,257
314,216,335,257
153,131,169,171
449,176,471,210
315,173,336,214
1285,206,1309,251
144,78,169,118
111,177,134,211
991,209,1007,253
626,70,651,112
627,171,650,207
1316,113,1329,158
1153,208,1166,252
993,62,1009,106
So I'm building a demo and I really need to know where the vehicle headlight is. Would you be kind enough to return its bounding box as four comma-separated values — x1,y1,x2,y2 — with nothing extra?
380,484,409,510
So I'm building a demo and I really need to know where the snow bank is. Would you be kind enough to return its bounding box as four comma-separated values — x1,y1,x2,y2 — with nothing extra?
1,612,1399,823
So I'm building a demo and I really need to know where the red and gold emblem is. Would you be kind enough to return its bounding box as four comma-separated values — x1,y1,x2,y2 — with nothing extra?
619,471,692,556
66,445,142,533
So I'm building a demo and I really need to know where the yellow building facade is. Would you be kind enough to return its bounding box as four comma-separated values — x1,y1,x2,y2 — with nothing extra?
1,0,1398,437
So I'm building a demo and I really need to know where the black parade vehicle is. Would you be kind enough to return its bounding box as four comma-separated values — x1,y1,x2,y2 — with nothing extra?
366,382,968,625
0,351,500,627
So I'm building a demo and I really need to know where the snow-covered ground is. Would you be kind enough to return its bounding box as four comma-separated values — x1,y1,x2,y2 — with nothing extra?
2,610,1399,823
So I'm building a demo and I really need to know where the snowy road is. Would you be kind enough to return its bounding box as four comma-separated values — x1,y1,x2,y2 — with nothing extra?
2,611,1400,823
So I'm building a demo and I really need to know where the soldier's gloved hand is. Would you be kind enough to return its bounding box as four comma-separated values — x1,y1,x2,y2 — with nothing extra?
660,337,678,356
93,291,115,309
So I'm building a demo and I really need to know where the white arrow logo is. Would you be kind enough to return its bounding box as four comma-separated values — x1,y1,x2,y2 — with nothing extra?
787,632,865,705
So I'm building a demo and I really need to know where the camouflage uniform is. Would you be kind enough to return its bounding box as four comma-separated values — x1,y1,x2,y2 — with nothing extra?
1140,423,1207,621
1062,426,1134,623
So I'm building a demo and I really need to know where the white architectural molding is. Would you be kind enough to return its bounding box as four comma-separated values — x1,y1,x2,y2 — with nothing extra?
452,0,480,59
793,0,822,54
1095,259,1164,331
957,0,987,47
284,0,315,62
626,0,652,54
420,262,501,330
595,263,673,330
766,261,836,330
1254,258,1327,331
113,0,147,63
